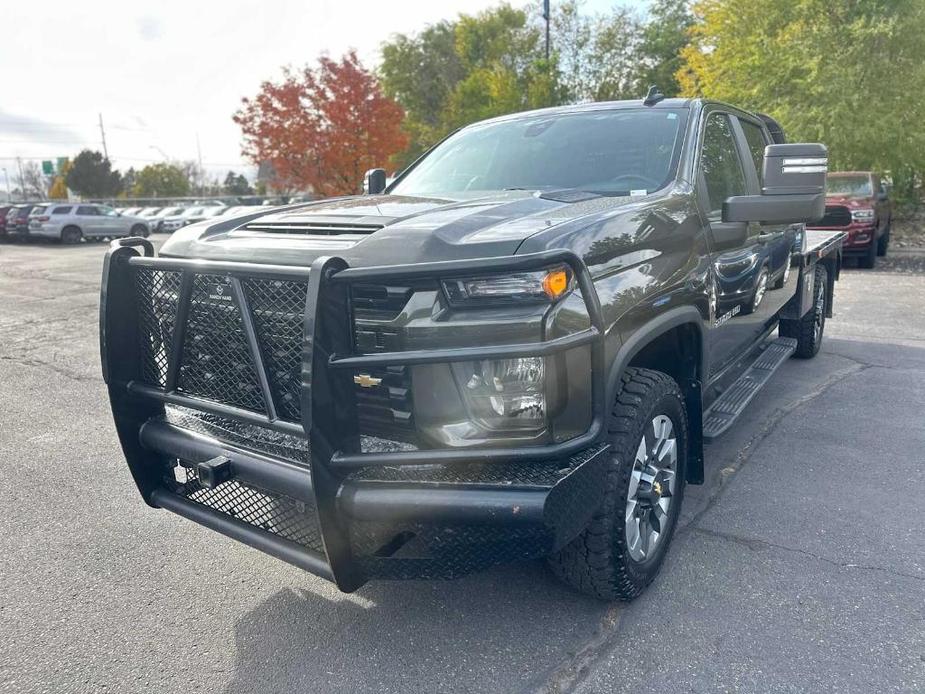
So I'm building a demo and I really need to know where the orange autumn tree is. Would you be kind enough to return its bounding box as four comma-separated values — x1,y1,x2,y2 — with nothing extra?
234,51,408,197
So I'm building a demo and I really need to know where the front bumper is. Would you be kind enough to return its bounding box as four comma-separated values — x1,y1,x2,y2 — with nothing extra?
100,238,609,591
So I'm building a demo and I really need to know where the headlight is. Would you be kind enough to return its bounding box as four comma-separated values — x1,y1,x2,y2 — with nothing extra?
452,357,546,431
851,208,875,221
442,267,571,307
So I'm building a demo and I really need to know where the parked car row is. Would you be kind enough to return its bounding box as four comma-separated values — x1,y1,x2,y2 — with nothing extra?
0,201,273,244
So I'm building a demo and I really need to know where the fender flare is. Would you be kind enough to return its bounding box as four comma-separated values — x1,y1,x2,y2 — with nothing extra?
604,306,707,484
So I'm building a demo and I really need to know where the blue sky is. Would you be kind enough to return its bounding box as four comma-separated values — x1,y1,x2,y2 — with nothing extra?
0,0,651,181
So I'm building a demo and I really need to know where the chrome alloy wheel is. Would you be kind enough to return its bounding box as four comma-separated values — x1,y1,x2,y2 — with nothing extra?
753,268,769,309
813,274,825,343
625,415,678,562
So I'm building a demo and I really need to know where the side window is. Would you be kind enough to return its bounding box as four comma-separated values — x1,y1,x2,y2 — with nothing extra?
739,120,769,184
700,113,748,214
52,206,72,215
76,206,98,216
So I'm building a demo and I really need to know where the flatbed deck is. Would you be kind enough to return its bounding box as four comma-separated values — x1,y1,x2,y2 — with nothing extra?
805,228,846,259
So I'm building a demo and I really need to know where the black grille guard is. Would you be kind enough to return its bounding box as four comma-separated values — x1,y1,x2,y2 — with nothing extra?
101,238,609,590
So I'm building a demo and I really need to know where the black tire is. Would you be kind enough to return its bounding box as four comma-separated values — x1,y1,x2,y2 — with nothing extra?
877,223,890,257
779,264,827,359
548,367,688,601
131,224,149,238
61,226,82,244
858,237,877,269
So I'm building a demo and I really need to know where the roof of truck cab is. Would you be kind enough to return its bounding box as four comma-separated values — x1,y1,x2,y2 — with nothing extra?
469,98,696,127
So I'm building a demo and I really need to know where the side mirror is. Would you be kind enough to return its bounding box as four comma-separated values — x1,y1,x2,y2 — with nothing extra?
723,143,827,224
363,168,387,195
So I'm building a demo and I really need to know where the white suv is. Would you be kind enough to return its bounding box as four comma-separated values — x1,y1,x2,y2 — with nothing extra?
29,204,150,243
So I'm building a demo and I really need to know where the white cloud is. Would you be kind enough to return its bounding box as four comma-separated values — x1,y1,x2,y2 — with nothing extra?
1,0,646,181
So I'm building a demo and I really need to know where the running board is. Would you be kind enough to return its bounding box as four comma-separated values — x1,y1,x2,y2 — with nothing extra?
702,337,798,441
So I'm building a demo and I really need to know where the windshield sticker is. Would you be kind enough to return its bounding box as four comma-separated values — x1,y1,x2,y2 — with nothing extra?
630,189,647,197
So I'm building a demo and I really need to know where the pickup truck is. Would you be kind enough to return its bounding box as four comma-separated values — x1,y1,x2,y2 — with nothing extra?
807,171,891,268
101,95,844,600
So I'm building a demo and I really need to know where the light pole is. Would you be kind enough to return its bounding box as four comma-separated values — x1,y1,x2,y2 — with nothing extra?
543,0,550,61
2,168,10,202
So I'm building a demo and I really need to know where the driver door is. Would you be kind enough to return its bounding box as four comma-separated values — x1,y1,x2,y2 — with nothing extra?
698,111,766,378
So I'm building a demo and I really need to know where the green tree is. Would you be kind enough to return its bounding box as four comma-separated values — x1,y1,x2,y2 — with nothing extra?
132,163,191,198
631,0,693,97
65,150,122,197
380,3,566,167
223,171,253,195
680,0,925,200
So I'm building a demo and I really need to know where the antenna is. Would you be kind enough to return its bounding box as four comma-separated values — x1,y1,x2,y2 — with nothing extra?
643,85,665,106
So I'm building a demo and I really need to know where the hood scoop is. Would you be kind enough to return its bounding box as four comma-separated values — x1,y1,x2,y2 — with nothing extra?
242,220,384,236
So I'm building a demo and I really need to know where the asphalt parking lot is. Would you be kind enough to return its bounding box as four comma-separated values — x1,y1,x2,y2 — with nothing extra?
1,239,923,693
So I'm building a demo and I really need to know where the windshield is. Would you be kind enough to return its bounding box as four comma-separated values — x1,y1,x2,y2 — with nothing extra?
827,175,873,197
390,108,687,197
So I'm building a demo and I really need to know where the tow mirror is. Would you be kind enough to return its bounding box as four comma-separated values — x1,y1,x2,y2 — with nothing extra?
723,143,827,224
363,168,387,195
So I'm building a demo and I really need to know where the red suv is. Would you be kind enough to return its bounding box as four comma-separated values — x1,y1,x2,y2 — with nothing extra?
807,171,891,268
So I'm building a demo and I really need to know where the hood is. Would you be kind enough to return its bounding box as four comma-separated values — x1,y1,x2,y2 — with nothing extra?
160,191,638,267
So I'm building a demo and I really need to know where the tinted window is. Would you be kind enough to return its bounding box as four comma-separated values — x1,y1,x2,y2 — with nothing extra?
31,206,48,215
52,206,72,215
700,113,747,213
739,119,769,183
391,109,687,197
76,206,98,215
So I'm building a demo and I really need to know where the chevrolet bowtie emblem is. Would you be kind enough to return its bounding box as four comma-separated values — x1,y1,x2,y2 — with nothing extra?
353,374,382,388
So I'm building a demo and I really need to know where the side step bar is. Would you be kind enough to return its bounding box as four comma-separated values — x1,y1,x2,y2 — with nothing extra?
702,337,798,440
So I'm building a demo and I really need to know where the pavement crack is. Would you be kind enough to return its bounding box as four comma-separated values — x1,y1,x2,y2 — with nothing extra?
529,605,623,694
690,526,924,582
0,354,98,384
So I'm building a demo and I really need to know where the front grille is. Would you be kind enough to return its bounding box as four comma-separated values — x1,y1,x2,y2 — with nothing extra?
133,265,417,444
173,464,324,554
815,205,852,228
135,268,181,387
178,274,266,413
134,266,309,422
355,365,417,444
242,221,383,235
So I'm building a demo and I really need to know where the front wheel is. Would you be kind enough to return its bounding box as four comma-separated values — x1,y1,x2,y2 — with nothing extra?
548,368,688,601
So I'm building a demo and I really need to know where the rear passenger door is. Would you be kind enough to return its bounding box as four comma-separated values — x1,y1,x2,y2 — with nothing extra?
76,205,104,236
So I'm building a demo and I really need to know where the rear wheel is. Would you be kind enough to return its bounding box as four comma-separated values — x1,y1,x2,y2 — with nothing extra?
779,265,827,359
61,226,82,244
548,368,687,601
131,224,149,238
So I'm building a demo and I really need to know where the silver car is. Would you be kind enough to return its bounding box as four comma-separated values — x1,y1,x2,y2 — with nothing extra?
29,203,150,243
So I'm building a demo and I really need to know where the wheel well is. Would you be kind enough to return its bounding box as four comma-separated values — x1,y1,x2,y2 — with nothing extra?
627,323,705,484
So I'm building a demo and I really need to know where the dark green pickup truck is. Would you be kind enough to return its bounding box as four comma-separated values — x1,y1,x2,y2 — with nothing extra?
101,94,843,600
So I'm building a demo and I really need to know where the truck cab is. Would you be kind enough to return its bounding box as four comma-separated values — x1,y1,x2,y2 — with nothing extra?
101,96,843,600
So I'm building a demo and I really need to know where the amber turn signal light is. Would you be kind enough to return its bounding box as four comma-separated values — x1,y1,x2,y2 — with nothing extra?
542,269,570,300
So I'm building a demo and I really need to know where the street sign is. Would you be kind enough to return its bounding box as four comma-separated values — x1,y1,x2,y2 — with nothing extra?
42,160,54,175
56,157,69,173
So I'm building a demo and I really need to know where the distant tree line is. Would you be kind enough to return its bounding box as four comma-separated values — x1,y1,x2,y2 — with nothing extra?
32,150,256,200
